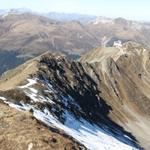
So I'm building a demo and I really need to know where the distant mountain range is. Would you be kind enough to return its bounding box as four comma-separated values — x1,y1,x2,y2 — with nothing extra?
0,8,32,15
0,10,150,74
44,12,96,23
0,8,96,23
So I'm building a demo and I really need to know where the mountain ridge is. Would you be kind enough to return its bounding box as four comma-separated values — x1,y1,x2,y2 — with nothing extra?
0,42,150,149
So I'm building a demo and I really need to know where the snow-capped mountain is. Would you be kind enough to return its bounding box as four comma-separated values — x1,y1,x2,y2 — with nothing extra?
90,16,113,25
0,7,32,15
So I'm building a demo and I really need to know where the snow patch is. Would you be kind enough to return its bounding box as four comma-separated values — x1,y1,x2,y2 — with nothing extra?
28,87,38,94
2,13,9,18
18,79,37,89
0,96,7,101
93,17,113,25
33,109,138,150
28,143,33,150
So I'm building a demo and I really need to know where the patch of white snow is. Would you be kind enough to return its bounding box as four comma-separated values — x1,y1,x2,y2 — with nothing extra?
18,79,37,89
0,96,7,101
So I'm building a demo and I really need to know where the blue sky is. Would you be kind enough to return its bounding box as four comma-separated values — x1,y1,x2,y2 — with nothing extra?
0,0,149,20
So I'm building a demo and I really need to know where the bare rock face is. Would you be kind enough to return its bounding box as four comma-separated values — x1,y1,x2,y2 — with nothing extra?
0,42,150,149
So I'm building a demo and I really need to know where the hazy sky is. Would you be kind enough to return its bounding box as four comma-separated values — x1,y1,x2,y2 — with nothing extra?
0,0,149,20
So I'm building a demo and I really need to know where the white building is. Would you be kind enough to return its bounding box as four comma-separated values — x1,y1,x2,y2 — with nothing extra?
113,40,122,48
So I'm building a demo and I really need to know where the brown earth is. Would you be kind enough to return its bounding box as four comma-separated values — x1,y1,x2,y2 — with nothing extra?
0,101,85,150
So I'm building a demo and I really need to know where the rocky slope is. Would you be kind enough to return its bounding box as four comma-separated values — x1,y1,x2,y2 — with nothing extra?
1,42,150,149
80,41,150,149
